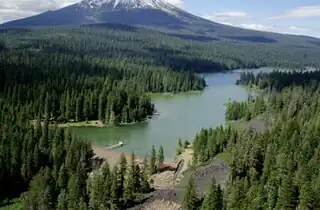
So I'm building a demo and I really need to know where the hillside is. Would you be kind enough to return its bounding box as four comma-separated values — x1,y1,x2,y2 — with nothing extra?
1,25,320,72
1,0,320,64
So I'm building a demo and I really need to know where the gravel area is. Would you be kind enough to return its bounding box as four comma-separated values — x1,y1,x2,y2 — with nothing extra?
92,147,144,169
131,199,182,210
140,200,182,210
151,171,175,189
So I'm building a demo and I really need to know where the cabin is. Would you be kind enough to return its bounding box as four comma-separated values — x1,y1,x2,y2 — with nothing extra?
157,159,184,174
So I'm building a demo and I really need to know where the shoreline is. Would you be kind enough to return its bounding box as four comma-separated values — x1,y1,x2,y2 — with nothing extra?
147,90,203,98
56,118,151,128
30,116,155,129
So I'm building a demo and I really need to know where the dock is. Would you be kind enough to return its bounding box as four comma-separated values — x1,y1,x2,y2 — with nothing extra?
106,141,124,150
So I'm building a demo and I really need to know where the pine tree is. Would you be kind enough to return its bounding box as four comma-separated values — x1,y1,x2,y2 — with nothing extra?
150,145,157,174
101,161,112,208
98,93,105,122
118,153,127,200
110,166,120,210
57,164,68,190
298,180,315,209
201,178,216,210
109,110,117,126
141,157,151,193
134,164,141,193
124,168,135,206
183,175,199,210
40,119,49,154
84,99,89,123
44,92,51,120
56,190,68,210
67,174,82,209
88,171,104,210
78,197,88,210
65,91,71,121
75,97,81,122
276,172,299,209
214,185,224,210
157,145,164,167
201,181,223,210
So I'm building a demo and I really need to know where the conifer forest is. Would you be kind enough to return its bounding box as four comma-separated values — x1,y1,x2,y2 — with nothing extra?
186,70,320,209
0,26,205,209
1,25,320,210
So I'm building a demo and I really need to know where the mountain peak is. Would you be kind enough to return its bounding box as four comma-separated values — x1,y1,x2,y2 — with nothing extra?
80,0,177,11
0,0,201,28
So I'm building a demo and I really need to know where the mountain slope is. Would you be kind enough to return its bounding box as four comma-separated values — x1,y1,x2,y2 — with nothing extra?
0,0,207,28
2,0,320,47
1,0,320,69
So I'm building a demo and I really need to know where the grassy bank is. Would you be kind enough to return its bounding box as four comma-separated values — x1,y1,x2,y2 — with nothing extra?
30,118,151,128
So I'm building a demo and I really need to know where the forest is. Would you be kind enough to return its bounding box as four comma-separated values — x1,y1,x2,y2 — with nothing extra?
236,69,320,91
0,25,206,209
0,116,162,209
1,26,320,73
0,31,206,125
183,70,320,209
2,24,320,209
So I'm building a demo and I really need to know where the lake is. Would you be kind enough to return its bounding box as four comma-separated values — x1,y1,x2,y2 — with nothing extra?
71,68,270,160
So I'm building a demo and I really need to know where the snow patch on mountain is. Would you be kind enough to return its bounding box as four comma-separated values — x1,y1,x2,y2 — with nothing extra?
79,0,180,15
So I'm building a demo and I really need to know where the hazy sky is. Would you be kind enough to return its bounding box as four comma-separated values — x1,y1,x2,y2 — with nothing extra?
1,0,320,37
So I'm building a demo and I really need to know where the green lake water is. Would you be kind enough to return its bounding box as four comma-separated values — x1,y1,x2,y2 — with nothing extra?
71,68,270,160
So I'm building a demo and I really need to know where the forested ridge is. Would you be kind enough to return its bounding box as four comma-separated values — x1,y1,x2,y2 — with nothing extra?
1,26,320,72
183,70,320,209
236,70,320,91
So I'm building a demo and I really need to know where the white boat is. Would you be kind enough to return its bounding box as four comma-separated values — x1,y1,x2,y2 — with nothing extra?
106,141,125,149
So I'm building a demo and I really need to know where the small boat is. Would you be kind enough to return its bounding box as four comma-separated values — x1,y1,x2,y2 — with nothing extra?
106,141,125,149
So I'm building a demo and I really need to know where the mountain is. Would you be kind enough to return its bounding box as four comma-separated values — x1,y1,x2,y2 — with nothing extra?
0,0,211,28
1,0,320,57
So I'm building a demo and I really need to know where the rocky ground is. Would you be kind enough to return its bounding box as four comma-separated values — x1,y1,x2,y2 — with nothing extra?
245,119,268,133
139,200,182,210
177,158,229,197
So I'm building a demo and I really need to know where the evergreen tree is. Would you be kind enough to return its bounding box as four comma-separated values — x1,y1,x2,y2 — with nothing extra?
183,175,199,210
201,180,216,210
150,145,157,174
141,157,151,193
157,145,164,167
124,168,135,206
110,166,120,210
56,190,68,210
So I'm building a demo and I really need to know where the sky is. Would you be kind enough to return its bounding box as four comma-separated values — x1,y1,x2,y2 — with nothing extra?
0,0,320,38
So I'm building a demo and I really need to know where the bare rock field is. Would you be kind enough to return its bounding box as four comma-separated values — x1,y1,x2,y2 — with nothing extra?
176,158,230,198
